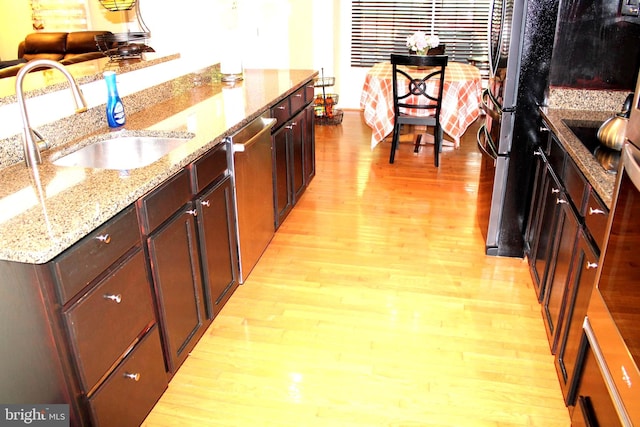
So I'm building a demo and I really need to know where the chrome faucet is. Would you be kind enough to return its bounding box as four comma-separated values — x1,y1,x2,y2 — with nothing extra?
16,59,88,167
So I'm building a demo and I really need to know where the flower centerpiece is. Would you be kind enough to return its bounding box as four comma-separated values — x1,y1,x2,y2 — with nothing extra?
406,31,440,55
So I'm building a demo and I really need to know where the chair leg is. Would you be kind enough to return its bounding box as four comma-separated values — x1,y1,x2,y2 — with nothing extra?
413,133,422,153
434,124,442,167
389,123,401,163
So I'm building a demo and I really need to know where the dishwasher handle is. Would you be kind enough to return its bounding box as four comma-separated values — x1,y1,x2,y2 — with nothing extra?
231,117,277,153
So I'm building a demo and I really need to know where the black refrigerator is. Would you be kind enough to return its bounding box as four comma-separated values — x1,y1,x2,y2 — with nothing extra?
477,0,559,257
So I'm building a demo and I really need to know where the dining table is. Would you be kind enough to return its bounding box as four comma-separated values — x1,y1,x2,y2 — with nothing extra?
360,60,482,149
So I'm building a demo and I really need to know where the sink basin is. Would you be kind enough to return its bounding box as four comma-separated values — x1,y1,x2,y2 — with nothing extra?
53,135,192,170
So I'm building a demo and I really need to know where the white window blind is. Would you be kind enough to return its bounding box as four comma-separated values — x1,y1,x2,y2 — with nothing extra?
351,0,490,76
30,0,89,31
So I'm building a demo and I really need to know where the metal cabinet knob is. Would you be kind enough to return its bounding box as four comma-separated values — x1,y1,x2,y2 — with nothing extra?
551,188,560,194
588,207,606,215
201,200,210,207
556,198,568,205
186,209,198,217
124,372,140,381
103,294,122,303
95,234,111,244
586,261,598,269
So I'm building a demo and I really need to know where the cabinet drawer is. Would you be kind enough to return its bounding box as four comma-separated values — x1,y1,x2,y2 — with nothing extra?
190,143,229,194
585,190,609,249
53,205,140,305
270,97,291,129
304,81,315,103
138,169,192,233
290,86,306,115
64,249,156,391
564,156,588,215
548,135,566,180
89,326,167,427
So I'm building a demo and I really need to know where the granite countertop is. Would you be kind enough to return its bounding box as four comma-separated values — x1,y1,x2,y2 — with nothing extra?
0,68,317,264
539,107,618,209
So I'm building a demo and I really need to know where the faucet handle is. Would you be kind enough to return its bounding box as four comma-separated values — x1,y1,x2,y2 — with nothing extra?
30,129,50,151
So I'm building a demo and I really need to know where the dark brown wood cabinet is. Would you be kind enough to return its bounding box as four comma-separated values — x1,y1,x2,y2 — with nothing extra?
542,191,579,352
271,81,316,229
138,170,207,374
555,229,598,402
526,121,609,407
0,205,168,426
190,144,239,319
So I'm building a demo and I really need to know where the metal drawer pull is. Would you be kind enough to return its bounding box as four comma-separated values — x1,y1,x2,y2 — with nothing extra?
201,200,210,207
124,372,140,382
95,234,111,244
556,198,568,205
551,188,560,194
186,209,198,217
277,106,286,110
586,261,598,269
104,294,122,303
295,93,302,97
588,207,606,215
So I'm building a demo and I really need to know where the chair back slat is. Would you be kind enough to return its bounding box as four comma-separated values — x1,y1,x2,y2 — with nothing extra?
390,54,448,119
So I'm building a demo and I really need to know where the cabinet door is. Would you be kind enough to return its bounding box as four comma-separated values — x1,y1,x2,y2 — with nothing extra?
272,125,293,228
542,193,579,353
524,147,547,259
303,104,316,186
530,164,562,301
147,205,206,373
291,110,306,202
195,176,239,319
555,229,598,403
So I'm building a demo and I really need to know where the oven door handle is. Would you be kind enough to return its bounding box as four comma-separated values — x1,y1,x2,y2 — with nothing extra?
583,316,633,427
481,88,502,122
476,123,498,160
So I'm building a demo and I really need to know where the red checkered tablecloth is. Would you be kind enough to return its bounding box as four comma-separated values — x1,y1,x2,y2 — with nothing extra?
360,61,482,148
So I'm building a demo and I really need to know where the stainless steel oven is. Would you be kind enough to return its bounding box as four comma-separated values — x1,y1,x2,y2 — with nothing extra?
584,140,640,425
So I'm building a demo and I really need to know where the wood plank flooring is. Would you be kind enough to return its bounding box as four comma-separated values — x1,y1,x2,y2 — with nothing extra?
142,111,571,427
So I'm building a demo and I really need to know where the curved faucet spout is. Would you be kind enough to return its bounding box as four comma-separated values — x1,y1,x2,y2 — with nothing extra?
16,59,88,167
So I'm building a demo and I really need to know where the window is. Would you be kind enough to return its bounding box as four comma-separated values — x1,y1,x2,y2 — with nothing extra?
30,0,89,31
351,0,490,76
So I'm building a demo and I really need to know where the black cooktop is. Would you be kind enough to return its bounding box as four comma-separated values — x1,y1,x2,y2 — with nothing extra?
566,125,620,174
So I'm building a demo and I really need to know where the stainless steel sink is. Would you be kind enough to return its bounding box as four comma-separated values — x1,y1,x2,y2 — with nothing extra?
53,134,192,170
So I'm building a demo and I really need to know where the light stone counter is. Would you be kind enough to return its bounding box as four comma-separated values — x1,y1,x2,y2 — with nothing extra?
541,88,632,209
539,108,617,208
0,67,317,264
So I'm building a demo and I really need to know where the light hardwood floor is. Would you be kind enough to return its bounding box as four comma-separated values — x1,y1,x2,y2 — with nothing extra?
142,111,571,427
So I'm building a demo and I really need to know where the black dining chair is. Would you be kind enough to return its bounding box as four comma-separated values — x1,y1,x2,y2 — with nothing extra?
389,53,448,167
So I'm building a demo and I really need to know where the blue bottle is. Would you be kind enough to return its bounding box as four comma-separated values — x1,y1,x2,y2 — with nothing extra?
104,71,125,127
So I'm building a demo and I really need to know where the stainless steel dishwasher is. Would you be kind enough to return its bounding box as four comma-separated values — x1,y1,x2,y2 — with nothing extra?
228,114,277,283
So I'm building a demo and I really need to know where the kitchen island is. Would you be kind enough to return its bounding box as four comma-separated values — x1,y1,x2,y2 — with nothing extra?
0,65,317,426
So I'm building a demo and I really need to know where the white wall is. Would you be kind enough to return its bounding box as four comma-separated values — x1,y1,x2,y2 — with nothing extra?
2,0,367,109
0,0,32,60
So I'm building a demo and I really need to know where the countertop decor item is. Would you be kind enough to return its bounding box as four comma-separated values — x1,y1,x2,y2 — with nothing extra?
597,93,634,151
95,0,152,60
406,31,440,55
